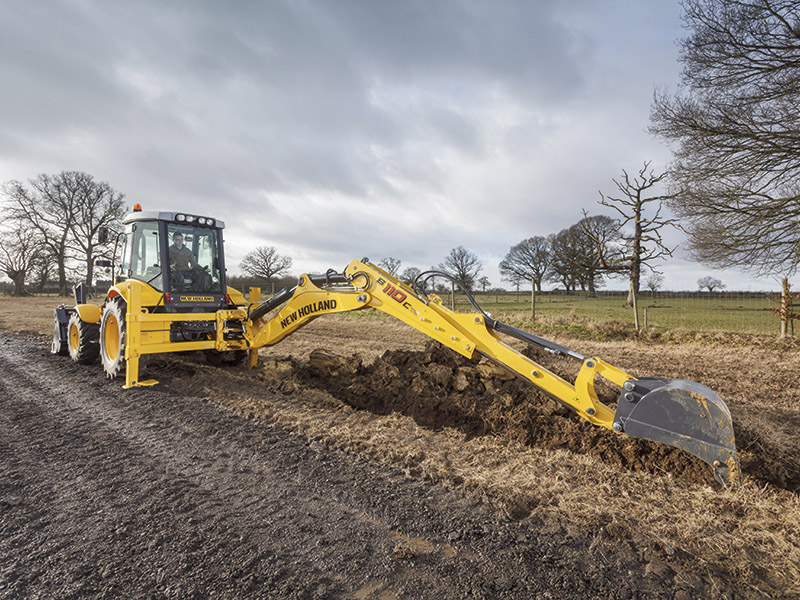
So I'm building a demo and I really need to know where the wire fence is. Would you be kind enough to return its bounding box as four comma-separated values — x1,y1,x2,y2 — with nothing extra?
1,279,787,336
450,290,782,336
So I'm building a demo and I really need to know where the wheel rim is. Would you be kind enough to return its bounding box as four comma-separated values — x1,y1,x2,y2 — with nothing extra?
104,315,119,360
69,323,79,351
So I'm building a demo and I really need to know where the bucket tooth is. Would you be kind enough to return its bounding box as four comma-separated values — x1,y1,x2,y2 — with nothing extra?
614,377,740,487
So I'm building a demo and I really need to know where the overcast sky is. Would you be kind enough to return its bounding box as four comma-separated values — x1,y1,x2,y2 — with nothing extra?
0,0,783,291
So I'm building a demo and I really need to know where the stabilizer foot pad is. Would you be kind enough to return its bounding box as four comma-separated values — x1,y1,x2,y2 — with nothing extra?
123,379,159,389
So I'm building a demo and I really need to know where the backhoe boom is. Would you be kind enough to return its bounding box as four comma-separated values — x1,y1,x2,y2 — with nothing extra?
241,259,739,487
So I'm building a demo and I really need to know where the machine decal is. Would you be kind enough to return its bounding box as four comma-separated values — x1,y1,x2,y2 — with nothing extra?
280,299,338,329
179,295,215,302
378,278,414,310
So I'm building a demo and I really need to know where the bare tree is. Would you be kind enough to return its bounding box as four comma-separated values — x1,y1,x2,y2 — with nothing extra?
378,257,402,277
547,229,580,293
576,214,619,294
498,236,550,293
2,172,125,294
502,269,524,294
645,273,665,297
0,220,42,295
698,276,726,292
4,174,80,295
240,246,293,285
651,0,800,279
439,246,482,291
400,266,421,285
547,221,607,294
478,275,491,292
588,163,677,329
30,251,54,293
67,174,126,290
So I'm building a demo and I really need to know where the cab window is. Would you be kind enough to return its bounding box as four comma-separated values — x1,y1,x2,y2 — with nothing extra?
166,224,222,293
127,222,162,290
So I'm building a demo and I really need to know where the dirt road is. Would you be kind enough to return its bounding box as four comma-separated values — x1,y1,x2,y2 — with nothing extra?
0,330,705,599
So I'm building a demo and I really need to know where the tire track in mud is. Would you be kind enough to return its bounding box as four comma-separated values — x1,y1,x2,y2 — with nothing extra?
0,344,355,597
0,332,693,599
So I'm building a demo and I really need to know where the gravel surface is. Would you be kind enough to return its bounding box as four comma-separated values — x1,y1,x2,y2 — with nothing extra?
0,331,725,599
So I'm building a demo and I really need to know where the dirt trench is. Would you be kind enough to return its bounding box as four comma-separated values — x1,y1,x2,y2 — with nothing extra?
256,341,718,487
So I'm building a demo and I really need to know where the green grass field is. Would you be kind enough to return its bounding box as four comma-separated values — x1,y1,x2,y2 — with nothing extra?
445,291,780,336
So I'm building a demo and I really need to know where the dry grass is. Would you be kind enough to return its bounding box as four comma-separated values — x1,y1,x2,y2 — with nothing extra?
6,298,800,597
0,296,71,335
180,363,800,599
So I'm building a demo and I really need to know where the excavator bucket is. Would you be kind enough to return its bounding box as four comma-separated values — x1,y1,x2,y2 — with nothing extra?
613,377,740,487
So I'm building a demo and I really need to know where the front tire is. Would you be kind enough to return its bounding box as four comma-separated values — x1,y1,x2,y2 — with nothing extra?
67,313,100,364
100,298,127,379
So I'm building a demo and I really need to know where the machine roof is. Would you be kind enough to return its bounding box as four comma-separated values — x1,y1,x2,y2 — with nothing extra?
122,210,226,228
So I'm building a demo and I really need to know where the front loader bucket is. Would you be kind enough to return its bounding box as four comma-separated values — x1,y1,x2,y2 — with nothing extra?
614,377,740,487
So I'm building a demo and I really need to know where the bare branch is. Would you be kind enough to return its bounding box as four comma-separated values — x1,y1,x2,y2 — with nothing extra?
240,246,293,282
651,0,800,275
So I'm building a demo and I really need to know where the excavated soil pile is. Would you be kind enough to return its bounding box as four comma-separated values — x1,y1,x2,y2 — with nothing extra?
265,341,716,487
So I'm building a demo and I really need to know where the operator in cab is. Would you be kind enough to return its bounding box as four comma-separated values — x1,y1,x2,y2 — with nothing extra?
169,231,210,291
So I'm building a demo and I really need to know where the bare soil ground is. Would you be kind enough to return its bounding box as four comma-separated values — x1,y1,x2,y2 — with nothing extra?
1,298,799,598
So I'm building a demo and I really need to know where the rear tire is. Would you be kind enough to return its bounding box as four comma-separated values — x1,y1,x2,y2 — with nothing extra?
100,298,127,379
51,316,68,356
67,313,100,364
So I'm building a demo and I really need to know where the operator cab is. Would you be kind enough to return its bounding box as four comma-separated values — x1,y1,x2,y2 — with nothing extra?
118,209,229,312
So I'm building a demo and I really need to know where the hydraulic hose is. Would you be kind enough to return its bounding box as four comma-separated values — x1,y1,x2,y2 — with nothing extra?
411,269,584,360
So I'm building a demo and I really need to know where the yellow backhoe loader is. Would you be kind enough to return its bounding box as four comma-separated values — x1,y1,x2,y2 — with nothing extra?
51,207,740,487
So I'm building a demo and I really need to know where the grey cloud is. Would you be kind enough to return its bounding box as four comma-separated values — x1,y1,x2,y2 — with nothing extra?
4,1,769,290
1,0,589,201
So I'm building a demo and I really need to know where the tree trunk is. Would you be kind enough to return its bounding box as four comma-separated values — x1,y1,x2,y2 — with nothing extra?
57,258,68,296
631,279,640,331
626,205,643,307
530,277,536,321
85,254,94,295
9,270,26,296
57,227,71,296
450,281,455,311
780,276,789,338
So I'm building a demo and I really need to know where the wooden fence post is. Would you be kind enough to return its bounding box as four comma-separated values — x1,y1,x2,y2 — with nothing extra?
781,277,789,338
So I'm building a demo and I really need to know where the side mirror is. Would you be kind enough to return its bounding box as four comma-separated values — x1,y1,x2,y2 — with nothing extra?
98,227,109,244
94,259,113,268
